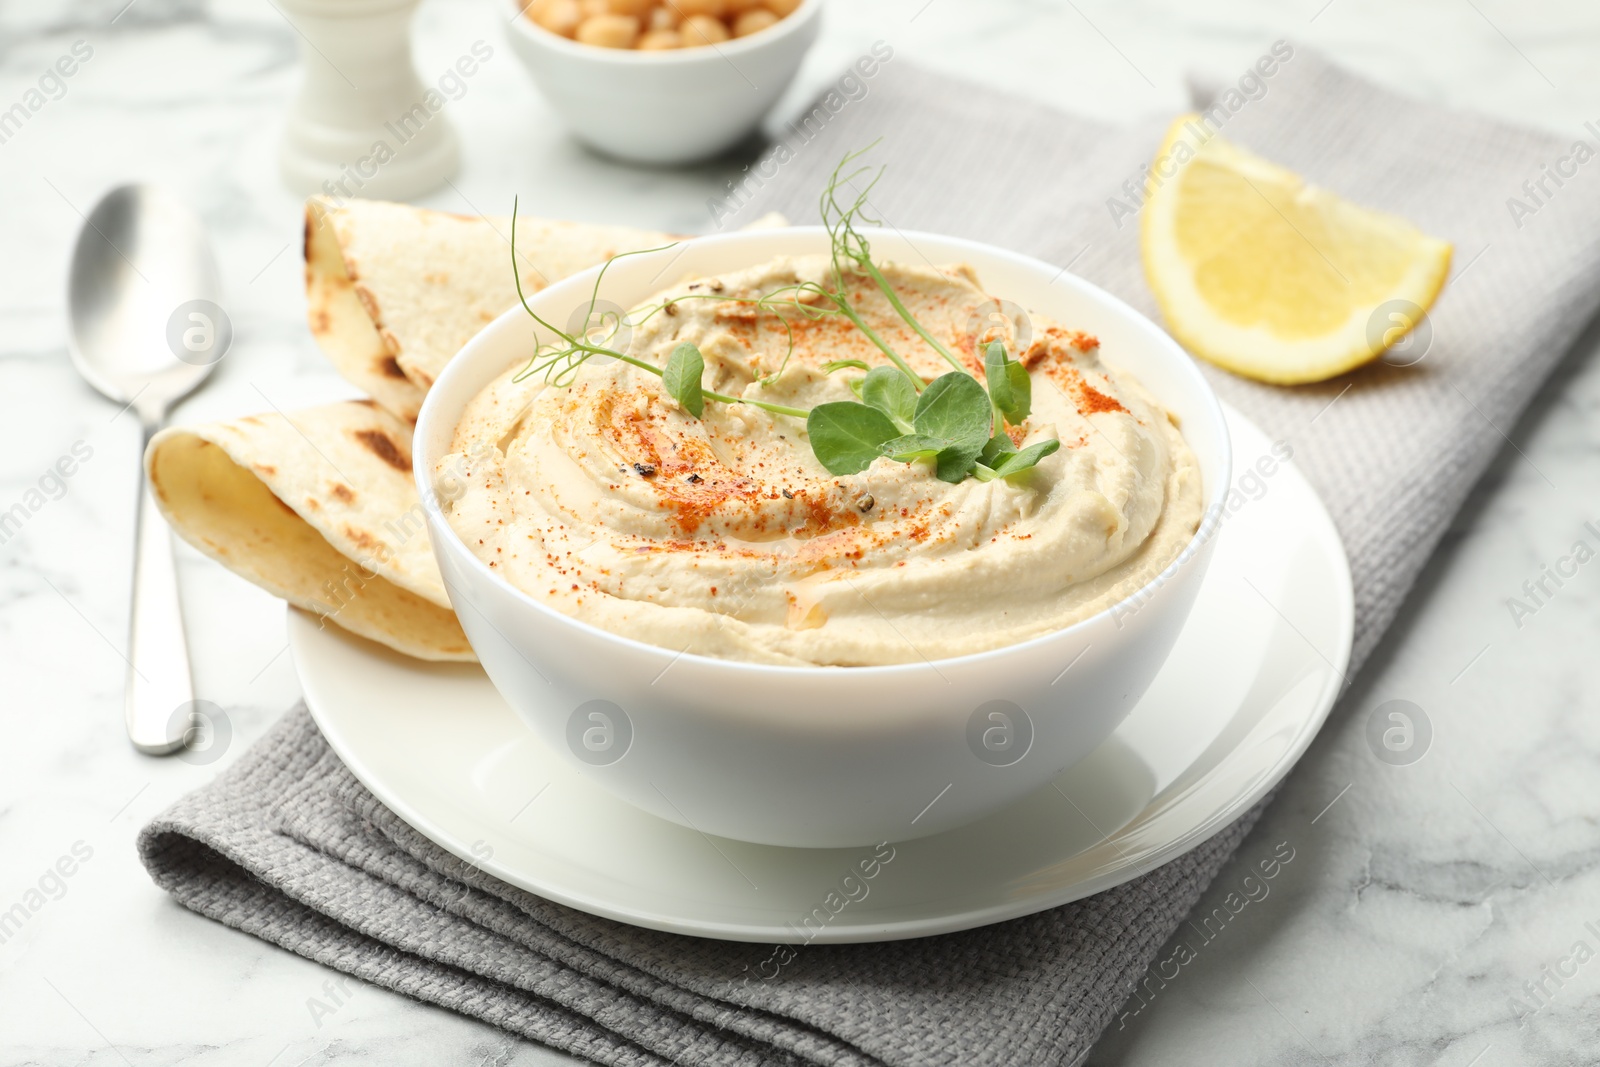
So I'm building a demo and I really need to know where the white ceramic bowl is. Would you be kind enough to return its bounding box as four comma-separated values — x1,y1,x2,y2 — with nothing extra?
415,227,1231,848
504,0,822,165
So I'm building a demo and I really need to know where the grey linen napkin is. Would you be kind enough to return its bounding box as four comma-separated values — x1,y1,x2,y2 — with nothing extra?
140,51,1600,1067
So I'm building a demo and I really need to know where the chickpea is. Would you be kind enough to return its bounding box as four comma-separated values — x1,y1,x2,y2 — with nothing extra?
680,12,731,45
673,0,727,16
763,0,801,14
602,0,652,12
637,28,681,48
732,8,777,35
579,0,609,15
528,0,581,37
724,0,763,11
575,13,641,46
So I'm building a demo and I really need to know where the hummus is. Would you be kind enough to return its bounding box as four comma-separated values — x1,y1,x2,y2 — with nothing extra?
440,255,1203,666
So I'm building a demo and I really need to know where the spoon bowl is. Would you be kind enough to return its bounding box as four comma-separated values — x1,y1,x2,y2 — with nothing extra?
69,185,225,418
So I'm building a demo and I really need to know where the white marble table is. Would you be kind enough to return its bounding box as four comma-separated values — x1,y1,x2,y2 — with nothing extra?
3,1,1599,1063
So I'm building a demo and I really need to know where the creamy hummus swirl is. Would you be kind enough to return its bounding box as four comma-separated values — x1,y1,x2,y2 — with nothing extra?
440,255,1202,666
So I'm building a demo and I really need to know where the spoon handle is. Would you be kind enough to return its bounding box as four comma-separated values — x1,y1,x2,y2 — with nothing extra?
126,427,192,755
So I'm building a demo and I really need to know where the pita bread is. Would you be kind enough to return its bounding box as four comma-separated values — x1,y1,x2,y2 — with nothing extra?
146,400,475,662
305,197,677,420
304,200,428,422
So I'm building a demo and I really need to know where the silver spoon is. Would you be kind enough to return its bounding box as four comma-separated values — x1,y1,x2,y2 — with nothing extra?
67,184,229,755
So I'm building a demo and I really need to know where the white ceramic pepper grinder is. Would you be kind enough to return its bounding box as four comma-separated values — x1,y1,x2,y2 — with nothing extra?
277,0,458,202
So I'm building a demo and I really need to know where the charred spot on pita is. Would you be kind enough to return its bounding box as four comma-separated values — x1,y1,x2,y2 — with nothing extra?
354,429,410,471
343,525,381,552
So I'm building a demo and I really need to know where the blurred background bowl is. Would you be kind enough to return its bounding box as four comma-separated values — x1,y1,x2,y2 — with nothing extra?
505,0,823,165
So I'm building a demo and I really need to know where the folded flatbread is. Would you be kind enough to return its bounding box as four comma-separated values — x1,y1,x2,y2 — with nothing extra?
147,401,475,661
305,196,678,422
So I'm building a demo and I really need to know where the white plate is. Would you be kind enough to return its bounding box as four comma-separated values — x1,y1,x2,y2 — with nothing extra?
293,405,1352,943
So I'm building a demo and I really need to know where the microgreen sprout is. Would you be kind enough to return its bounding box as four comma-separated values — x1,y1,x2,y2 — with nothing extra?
818,142,968,383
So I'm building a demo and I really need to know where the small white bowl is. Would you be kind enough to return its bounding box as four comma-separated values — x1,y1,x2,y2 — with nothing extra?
504,0,823,165
415,227,1231,848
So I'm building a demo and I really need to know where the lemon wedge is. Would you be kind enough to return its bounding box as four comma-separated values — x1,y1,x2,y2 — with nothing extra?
1141,115,1452,385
